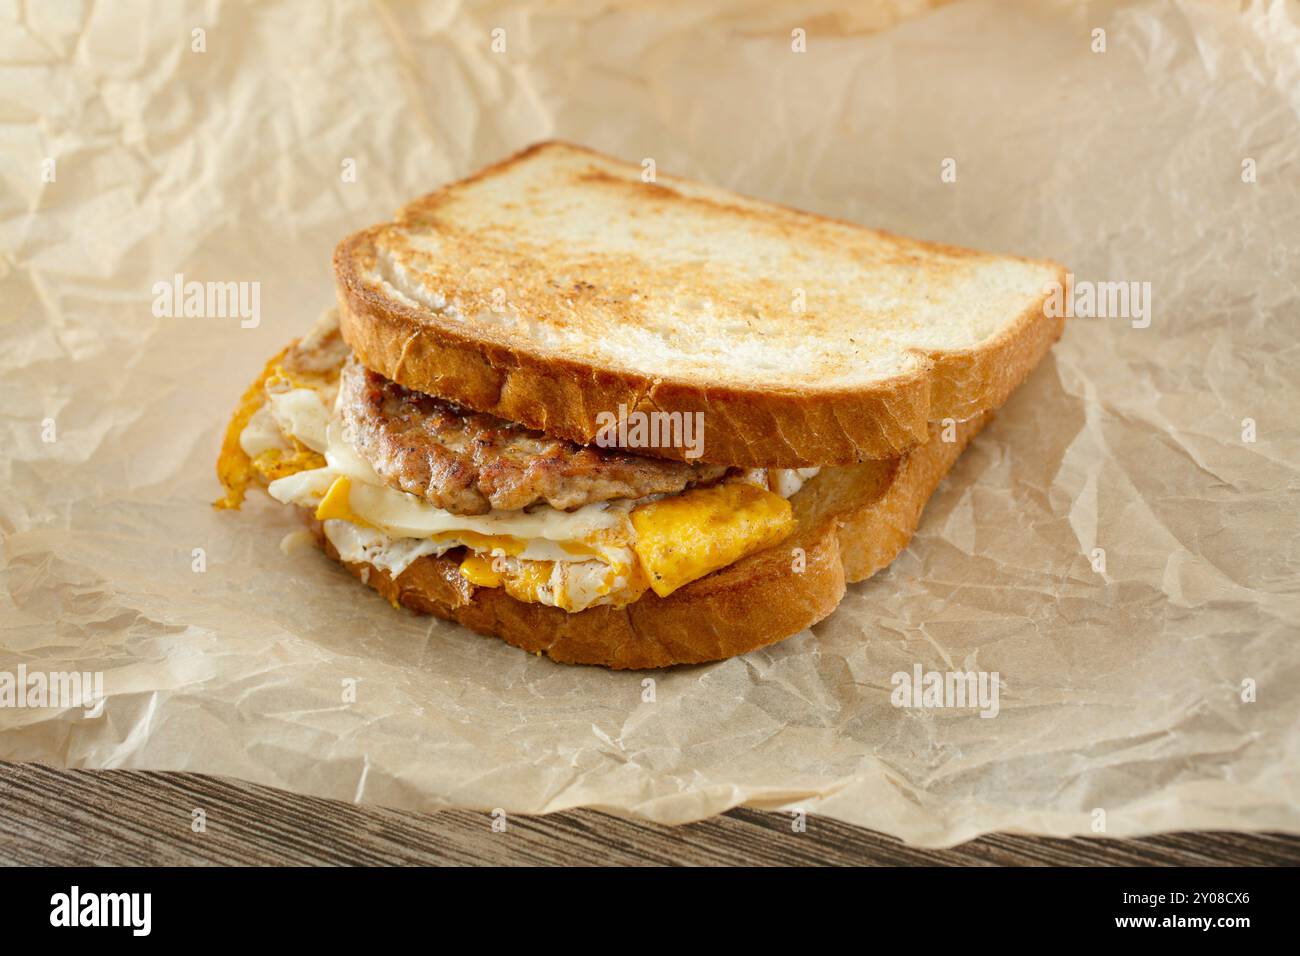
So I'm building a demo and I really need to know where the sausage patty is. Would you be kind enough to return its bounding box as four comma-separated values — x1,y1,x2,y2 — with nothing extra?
338,355,726,514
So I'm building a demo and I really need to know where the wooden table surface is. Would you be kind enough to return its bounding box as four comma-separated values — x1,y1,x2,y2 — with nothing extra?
2,762,1296,866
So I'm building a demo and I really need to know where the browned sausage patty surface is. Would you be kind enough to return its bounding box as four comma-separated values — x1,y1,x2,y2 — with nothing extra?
338,356,725,515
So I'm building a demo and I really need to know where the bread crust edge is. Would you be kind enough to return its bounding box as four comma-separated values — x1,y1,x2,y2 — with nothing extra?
333,143,1065,467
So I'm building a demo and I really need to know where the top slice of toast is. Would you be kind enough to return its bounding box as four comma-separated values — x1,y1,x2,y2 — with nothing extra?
334,141,1065,467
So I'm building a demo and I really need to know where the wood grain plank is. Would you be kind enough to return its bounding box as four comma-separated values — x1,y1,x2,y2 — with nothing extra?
0,762,1295,866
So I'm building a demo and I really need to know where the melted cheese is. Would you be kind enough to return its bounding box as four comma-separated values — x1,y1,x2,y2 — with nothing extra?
458,552,648,612
314,475,372,527
459,554,503,587
291,468,633,566
630,482,795,597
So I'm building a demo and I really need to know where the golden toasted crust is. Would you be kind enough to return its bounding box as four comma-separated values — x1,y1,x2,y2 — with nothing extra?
334,141,1064,467
312,414,988,669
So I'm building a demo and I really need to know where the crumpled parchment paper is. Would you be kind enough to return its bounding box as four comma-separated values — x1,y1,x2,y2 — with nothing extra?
2,0,1297,846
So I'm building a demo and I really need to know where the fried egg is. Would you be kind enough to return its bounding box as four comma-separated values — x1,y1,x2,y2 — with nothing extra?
222,376,809,613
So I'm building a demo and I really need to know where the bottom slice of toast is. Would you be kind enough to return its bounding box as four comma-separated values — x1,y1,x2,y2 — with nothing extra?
307,414,989,669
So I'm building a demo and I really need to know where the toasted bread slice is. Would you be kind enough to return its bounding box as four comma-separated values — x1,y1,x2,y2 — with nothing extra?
310,414,988,669
335,141,1062,467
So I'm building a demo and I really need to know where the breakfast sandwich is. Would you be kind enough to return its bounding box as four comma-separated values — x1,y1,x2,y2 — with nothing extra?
216,141,1065,668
